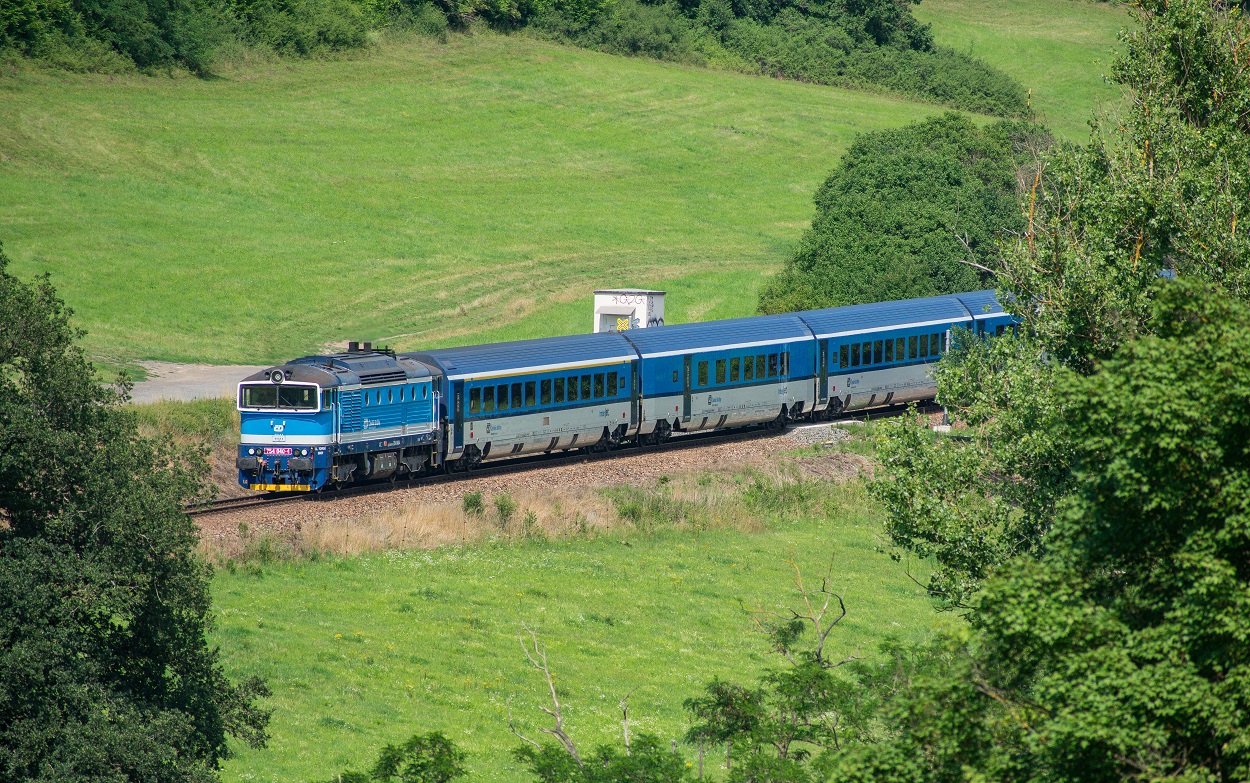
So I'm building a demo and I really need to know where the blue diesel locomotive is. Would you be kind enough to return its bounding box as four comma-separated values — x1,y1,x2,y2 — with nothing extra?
236,290,1012,491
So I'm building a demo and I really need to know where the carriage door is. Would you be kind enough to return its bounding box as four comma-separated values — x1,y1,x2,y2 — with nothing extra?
818,340,829,405
630,362,640,428
682,354,692,422
452,381,464,450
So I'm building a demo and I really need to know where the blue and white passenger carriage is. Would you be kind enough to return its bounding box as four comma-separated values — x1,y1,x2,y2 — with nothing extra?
235,291,1015,491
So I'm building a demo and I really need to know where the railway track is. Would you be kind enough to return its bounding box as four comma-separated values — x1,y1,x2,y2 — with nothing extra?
187,402,941,517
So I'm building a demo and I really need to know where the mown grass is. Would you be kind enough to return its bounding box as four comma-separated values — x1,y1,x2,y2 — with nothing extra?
1,3,1122,370
914,0,1125,141
210,478,944,782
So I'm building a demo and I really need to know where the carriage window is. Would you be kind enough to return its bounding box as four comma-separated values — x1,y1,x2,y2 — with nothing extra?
851,343,861,367
581,375,592,400
861,342,872,365
698,361,709,386
593,374,605,398
715,360,726,385
730,357,740,382
494,384,507,410
540,379,552,405
607,372,618,396
919,336,929,358
768,354,778,378
931,333,941,355
567,376,578,401
525,381,536,407
896,338,905,360
554,378,565,403
756,355,766,378
744,356,754,381
873,341,883,364
470,387,481,414
885,339,894,363
512,383,523,409
840,345,850,369
908,335,918,359
483,386,495,413
781,352,789,376
995,324,1005,337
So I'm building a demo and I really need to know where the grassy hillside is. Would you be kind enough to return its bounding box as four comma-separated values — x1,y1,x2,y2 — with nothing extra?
1,3,1124,370
1,35,952,369
210,484,942,782
914,0,1125,141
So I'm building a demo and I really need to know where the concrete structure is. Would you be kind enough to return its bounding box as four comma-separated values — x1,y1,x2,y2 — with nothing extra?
592,289,666,333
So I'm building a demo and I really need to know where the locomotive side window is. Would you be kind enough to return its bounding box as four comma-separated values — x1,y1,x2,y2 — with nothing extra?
580,375,592,400
607,372,618,396
555,378,566,403
909,335,918,359
594,374,605,399
755,355,766,378
744,356,754,381
715,360,726,385
840,345,849,369
730,357,740,382
525,382,536,407
873,341,883,364
470,388,481,414
698,361,709,386
388,389,394,404
511,383,523,409
885,339,894,363
400,388,405,402
768,354,778,378
541,379,552,405
851,344,860,367
498,384,510,410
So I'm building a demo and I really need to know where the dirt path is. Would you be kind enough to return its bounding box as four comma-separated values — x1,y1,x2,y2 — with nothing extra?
130,362,266,404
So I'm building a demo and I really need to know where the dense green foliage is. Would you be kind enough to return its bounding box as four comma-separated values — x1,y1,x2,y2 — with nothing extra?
515,734,692,782
837,281,1250,782
535,0,1027,115
0,246,271,779
759,113,1047,314
871,0,1250,608
324,731,469,783
1,0,1024,118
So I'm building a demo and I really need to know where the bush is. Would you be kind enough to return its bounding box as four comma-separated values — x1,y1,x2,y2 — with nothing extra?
759,113,1050,313
493,492,517,527
462,491,484,516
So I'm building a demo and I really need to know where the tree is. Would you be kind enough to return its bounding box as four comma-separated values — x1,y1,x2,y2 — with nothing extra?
836,280,1250,783
871,0,1250,606
0,245,270,780
758,114,1048,315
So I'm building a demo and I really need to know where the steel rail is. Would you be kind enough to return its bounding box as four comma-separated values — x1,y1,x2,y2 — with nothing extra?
186,402,941,517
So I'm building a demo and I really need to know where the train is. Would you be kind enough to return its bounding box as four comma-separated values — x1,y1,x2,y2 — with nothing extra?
235,290,1012,492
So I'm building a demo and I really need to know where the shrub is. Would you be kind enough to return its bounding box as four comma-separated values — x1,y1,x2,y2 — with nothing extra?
759,113,1050,313
493,492,517,527
462,491,484,516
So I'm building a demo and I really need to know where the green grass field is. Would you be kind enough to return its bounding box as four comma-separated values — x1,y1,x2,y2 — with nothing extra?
211,484,944,782
915,0,1125,140
1,2,1124,370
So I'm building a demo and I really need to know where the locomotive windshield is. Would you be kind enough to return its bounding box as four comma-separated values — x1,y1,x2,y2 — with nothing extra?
239,384,318,410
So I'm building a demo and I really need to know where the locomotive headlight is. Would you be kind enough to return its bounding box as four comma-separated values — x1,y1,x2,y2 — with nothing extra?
300,448,309,456
248,448,255,455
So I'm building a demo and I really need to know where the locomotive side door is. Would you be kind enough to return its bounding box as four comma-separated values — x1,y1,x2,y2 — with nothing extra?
682,354,692,422
818,339,829,405
452,380,464,450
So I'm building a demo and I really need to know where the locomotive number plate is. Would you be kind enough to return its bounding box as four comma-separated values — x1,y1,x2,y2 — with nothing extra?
262,447,294,456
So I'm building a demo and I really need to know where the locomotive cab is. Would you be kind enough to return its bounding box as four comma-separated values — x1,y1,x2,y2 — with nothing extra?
236,365,335,491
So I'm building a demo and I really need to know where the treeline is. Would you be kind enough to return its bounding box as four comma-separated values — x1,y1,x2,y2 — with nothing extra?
0,0,1027,116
